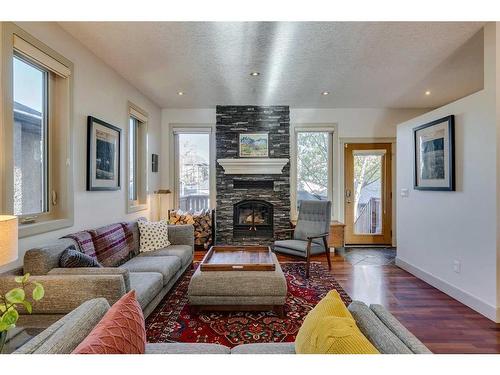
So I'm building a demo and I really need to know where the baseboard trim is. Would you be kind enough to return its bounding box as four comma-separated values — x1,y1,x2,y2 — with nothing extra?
395,257,499,322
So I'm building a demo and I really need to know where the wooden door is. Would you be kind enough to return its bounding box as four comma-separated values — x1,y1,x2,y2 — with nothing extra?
344,143,392,245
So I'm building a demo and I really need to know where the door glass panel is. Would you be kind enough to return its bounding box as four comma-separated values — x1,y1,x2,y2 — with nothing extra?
178,133,210,210
353,152,383,235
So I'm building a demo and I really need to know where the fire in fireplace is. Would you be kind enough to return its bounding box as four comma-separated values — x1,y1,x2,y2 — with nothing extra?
233,199,273,238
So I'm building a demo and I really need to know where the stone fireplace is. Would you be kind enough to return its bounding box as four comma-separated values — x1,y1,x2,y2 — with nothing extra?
215,105,290,245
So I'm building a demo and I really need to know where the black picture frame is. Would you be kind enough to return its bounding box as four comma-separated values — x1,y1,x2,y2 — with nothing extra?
152,153,159,173
87,116,121,191
413,115,455,191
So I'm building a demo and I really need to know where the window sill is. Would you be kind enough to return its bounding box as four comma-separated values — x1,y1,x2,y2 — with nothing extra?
18,217,74,239
127,203,148,214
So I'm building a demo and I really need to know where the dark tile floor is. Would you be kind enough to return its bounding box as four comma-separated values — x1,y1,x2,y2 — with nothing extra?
336,247,396,266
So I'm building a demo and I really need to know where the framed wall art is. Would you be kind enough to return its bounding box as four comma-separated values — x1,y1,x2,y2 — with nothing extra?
152,153,159,173
414,115,455,191
87,116,121,191
239,133,269,158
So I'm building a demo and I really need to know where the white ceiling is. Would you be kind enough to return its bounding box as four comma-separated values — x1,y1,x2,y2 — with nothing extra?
59,22,485,109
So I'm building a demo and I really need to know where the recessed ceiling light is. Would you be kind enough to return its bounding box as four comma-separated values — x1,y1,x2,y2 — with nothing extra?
250,72,260,76
425,90,431,96
321,91,330,96
177,91,185,96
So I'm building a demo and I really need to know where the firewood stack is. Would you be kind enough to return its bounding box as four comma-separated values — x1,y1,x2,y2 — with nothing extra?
169,209,213,249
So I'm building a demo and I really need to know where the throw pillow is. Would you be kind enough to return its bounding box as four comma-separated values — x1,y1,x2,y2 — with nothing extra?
137,219,170,252
72,290,146,354
59,246,102,268
295,290,379,354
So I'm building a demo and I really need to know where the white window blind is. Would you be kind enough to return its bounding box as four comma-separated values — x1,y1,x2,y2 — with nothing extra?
13,35,71,78
129,107,148,123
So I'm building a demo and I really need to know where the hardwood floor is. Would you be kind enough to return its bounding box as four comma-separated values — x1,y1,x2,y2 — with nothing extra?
195,249,500,354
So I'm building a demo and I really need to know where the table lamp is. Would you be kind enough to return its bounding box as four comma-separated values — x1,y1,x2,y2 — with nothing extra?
0,215,18,266
154,189,171,221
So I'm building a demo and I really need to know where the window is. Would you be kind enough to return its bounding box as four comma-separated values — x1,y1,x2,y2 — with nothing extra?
174,131,212,211
1,23,74,237
13,54,49,216
128,117,138,203
293,129,334,218
127,104,148,212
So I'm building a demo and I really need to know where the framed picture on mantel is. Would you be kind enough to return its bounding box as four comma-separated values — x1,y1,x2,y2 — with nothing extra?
239,133,269,158
413,115,455,191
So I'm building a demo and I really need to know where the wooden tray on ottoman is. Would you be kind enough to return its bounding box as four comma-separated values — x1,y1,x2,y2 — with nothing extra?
200,246,275,271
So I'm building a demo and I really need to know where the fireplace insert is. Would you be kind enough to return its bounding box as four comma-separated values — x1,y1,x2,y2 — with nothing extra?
233,199,273,238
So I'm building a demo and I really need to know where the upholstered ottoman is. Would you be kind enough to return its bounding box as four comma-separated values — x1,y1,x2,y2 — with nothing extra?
188,253,288,316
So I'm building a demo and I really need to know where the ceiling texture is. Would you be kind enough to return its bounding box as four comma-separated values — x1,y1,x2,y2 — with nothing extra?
59,22,485,109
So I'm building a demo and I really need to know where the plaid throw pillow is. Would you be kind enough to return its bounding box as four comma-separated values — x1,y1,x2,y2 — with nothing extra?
137,219,170,252
59,246,102,268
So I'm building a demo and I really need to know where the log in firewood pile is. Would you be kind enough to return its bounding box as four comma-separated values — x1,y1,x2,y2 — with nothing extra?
169,209,213,249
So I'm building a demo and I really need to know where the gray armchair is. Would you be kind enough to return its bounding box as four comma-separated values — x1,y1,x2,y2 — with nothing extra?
273,200,332,278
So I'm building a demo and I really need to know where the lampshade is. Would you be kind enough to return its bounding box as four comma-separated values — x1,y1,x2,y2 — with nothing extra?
154,189,171,195
0,215,18,266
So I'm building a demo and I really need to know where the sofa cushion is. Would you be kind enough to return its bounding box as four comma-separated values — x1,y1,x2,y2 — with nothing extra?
59,246,102,268
145,343,230,354
295,291,378,354
137,219,171,252
370,304,431,354
15,298,110,354
167,224,194,247
122,256,181,286
348,301,412,354
231,343,296,354
129,272,163,309
123,220,141,256
73,291,146,354
89,223,135,267
138,245,192,267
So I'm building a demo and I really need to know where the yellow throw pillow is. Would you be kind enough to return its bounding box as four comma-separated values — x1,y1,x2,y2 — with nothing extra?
311,290,354,319
295,290,379,354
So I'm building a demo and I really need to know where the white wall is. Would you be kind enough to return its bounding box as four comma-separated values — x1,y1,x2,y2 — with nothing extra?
396,23,499,321
161,107,428,245
0,22,162,272
290,108,427,138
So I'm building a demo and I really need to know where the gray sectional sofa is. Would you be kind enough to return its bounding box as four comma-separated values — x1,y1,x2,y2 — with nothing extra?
14,297,431,354
0,219,194,323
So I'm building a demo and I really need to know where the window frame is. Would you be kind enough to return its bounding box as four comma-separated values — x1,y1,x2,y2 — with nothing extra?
170,125,215,211
126,102,149,213
290,124,337,221
1,23,74,238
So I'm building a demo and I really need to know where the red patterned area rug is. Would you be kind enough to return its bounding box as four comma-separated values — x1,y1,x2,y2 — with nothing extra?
145,262,351,348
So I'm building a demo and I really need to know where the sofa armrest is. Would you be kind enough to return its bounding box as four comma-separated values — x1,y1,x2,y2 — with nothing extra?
0,274,127,315
168,224,194,249
48,267,131,292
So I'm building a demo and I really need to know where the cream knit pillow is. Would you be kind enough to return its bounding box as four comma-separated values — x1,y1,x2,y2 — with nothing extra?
137,220,171,252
